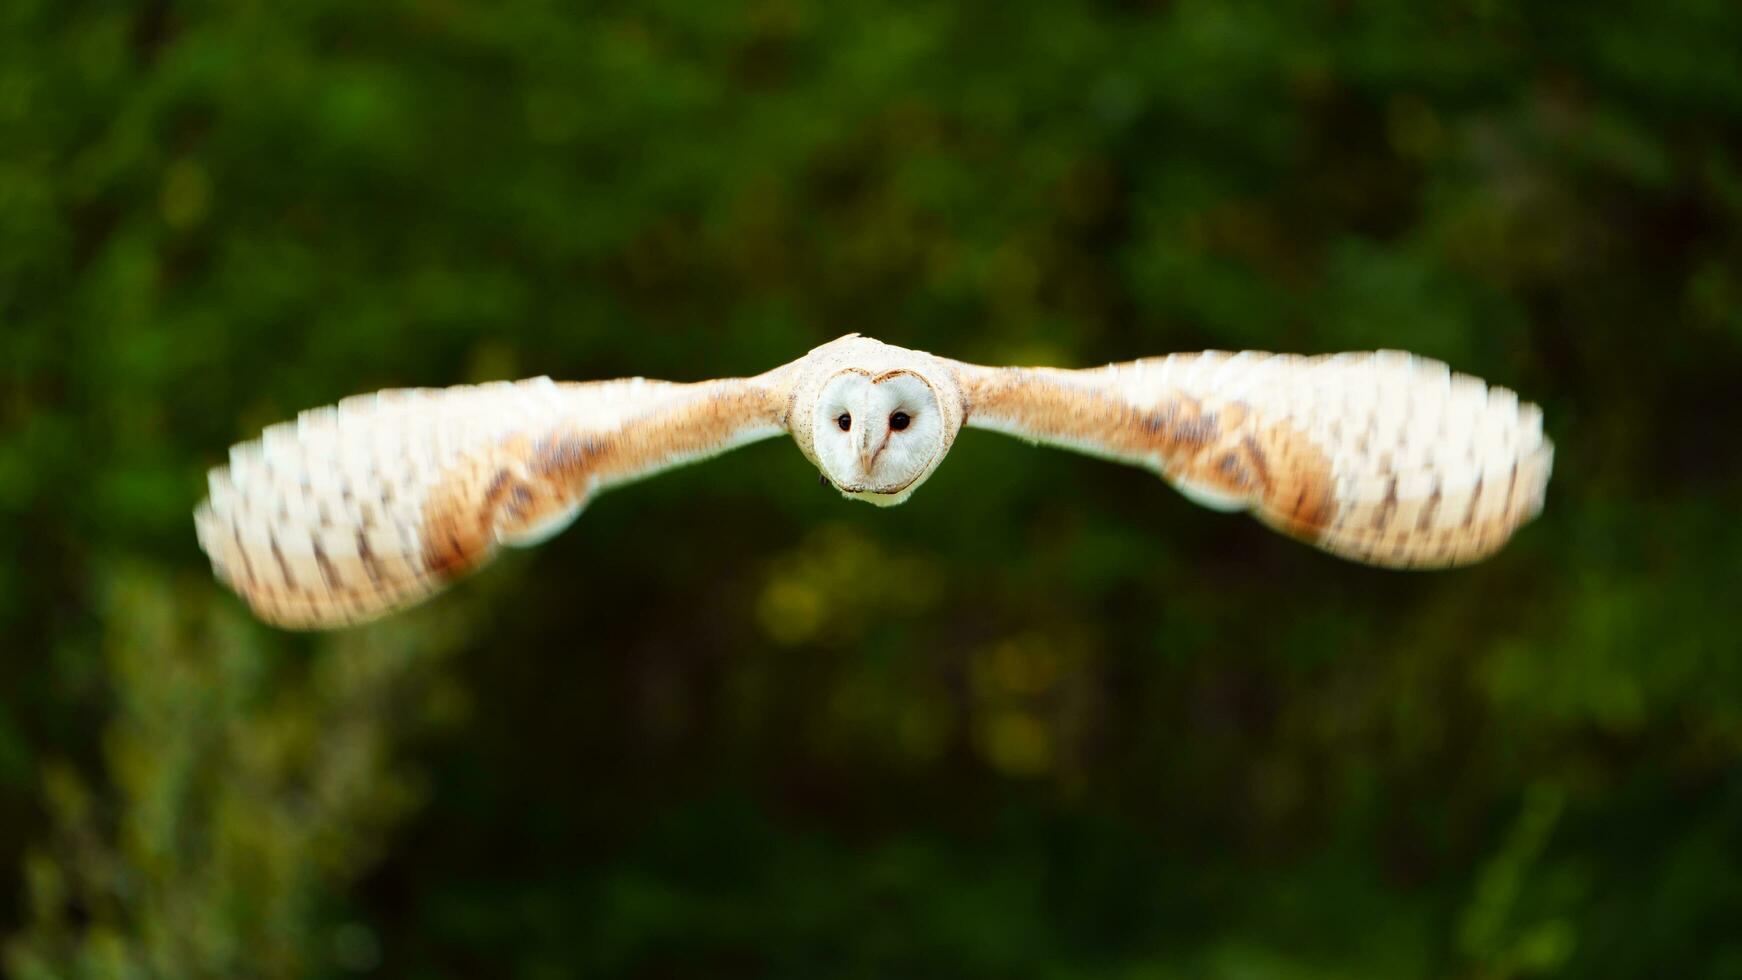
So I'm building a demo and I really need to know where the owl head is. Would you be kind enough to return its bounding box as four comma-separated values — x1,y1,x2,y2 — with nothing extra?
795,336,964,506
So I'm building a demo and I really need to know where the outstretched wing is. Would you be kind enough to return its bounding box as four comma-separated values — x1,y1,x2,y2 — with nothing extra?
953,350,1552,567
195,371,793,629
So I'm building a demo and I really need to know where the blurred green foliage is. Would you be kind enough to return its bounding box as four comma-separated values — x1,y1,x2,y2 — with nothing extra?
3,0,1741,976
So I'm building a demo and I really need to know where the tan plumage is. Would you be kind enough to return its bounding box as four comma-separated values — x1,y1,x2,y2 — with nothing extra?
195,371,792,628
953,350,1552,568
196,336,1553,629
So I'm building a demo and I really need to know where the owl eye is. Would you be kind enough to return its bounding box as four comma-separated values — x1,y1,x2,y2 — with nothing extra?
889,411,911,431
836,413,851,431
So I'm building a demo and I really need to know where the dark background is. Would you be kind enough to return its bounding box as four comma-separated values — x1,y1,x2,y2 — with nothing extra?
4,0,1742,976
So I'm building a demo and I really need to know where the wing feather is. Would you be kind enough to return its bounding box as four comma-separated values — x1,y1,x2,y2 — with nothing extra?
955,351,1552,568
195,373,791,630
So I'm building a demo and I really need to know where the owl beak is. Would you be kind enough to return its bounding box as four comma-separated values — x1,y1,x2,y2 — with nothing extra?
858,425,881,476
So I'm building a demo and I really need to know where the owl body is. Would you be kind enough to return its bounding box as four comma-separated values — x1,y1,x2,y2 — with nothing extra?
196,335,1553,629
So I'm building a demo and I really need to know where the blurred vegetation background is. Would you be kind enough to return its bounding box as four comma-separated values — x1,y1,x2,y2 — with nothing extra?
3,0,1741,976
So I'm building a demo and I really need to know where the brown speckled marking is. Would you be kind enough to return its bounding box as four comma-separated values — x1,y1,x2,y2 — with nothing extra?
231,523,258,589
533,433,604,482
1462,476,1484,529
1417,484,1443,532
1230,414,1338,545
356,528,384,587
417,442,548,582
1241,435,1274,490
1502,461,1519,518
313,537,340,590
1373,477,1399,532
269,530,297,592
421,496,491,581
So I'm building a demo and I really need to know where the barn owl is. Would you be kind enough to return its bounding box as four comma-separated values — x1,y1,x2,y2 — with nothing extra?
195,335,1554,629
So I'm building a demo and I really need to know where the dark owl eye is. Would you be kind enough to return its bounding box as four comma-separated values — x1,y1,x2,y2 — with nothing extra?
836,413,851,431
889,411,911,431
